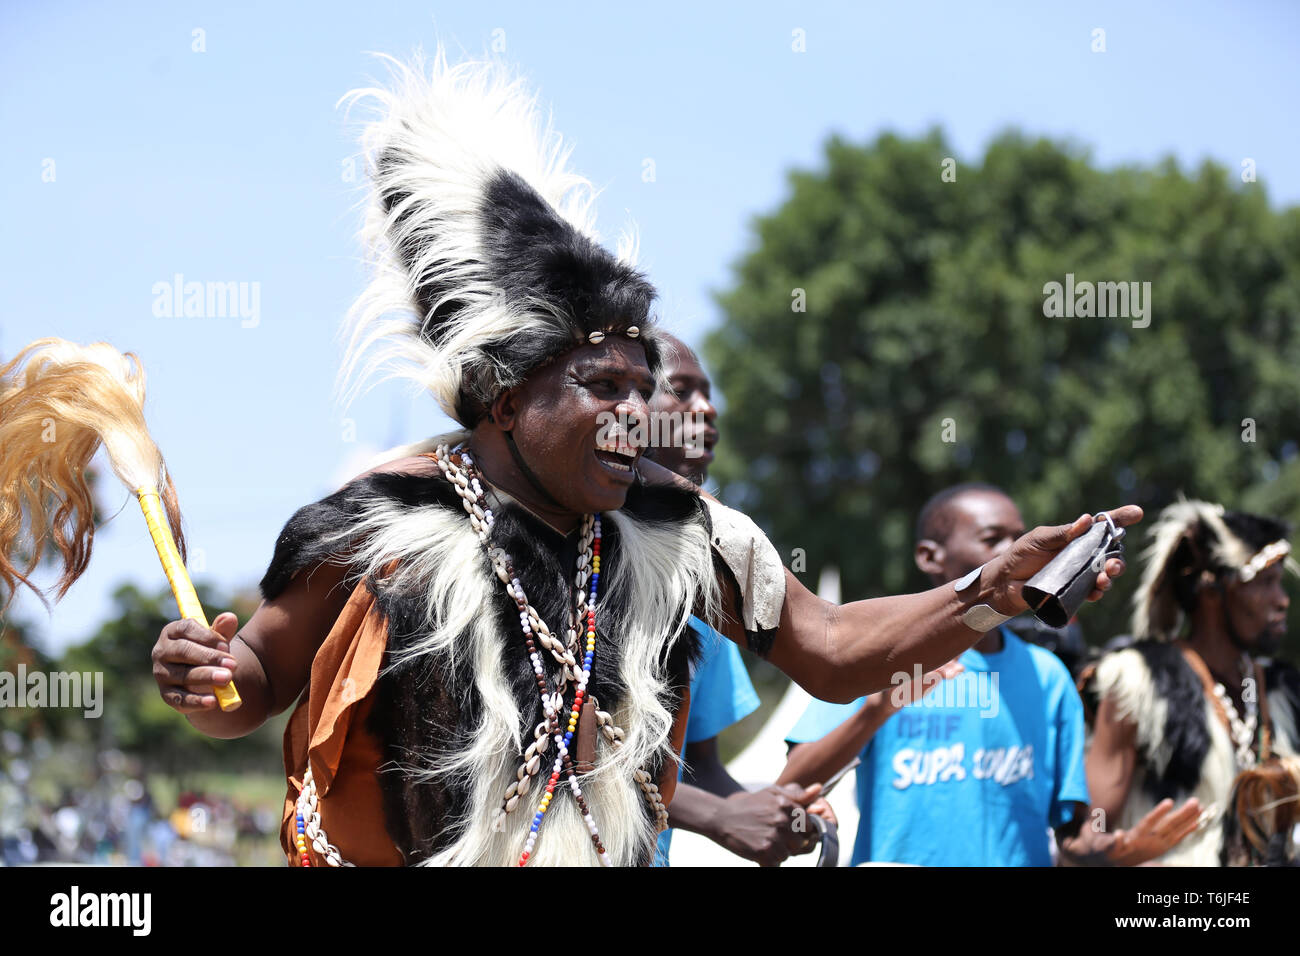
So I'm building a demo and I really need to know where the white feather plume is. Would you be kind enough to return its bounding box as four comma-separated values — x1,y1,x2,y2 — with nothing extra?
332,47,636,419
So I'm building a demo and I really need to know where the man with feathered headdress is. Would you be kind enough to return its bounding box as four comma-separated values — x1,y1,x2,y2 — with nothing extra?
147,50,1138,866
1083,497,1298,865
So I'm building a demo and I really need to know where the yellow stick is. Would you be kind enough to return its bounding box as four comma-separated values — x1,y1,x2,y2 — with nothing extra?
136,489,241,711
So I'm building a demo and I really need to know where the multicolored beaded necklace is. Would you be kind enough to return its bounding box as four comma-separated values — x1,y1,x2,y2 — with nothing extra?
519,515,603,866
294,442,661,867
437,443,612,866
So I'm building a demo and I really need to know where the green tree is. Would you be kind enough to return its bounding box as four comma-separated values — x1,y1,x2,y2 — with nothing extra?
707,128,1300,655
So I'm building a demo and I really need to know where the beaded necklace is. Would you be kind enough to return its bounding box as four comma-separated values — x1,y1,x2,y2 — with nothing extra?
437,443,612,866
294,442,669,867
1180,644,1263,773
1211,654,1260,773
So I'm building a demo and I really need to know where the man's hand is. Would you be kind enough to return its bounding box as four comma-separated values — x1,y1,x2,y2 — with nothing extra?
986,506,1143,615
151,613,241,712
712,783,830,866
806,794,838,828
1103,797,1204,867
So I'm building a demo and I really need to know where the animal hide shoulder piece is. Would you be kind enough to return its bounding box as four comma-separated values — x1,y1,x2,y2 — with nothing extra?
260,466,730,865
699,496,784,657
1094,642,1210,800
1092,642,1237,865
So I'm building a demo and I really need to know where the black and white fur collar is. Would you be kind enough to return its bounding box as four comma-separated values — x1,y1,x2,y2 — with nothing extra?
261,463,720,865
1089,641,1237,865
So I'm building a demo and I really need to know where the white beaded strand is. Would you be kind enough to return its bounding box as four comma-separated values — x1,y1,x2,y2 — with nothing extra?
1214,655,1260,772
297,443,662,867
295,765,353,867
440,445,618,864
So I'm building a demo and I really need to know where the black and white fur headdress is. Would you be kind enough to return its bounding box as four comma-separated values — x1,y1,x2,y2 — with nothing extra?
1132,496,1296,640
336,49,667,426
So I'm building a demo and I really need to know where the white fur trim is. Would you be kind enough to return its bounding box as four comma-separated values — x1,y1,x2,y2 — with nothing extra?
1239,540,1290,582
316,471,718,866
1095,648,1237,865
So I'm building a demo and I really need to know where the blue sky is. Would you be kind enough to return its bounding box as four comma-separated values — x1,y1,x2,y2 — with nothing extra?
3,1,1298,652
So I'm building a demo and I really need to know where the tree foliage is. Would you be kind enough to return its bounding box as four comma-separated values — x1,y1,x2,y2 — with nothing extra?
706,129,1300,652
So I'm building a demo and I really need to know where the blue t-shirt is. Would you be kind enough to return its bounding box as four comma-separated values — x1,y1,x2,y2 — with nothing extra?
652,616,760,866
786,628,1089,866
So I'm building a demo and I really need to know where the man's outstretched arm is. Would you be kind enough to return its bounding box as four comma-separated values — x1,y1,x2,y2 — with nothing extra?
154,556,354,739
714,508,1140,703
1055,798,1203,866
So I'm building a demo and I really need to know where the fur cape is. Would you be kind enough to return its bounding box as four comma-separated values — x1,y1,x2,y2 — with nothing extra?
260,454,771,866
1090,642,1243,866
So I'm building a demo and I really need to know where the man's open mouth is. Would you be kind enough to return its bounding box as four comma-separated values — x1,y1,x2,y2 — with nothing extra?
684,428,718,462
594,439,638,474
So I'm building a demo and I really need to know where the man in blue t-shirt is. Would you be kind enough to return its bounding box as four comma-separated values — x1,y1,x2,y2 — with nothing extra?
786,622,1084,866
781,483,1202,866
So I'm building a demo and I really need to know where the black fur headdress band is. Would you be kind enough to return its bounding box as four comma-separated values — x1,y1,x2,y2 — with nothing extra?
335,49,667,426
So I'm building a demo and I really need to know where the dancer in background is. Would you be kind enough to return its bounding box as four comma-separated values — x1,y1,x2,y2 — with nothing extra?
1084,499,1297,865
